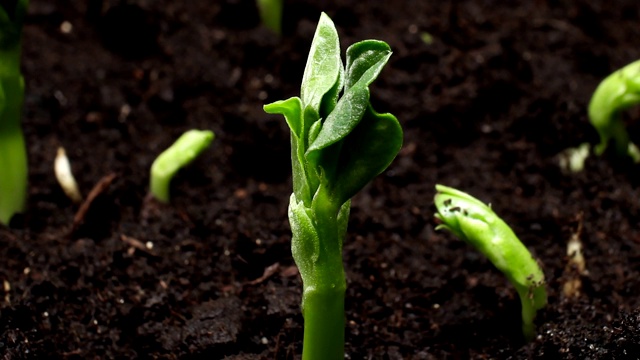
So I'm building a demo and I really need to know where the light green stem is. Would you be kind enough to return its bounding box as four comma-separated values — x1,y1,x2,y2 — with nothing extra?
0,44,27,225
149,129,214,203
298,190,346,360
301,282,345,360
0,120,27,225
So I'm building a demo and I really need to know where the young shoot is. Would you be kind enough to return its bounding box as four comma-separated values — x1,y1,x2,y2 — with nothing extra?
0,0,28,225
588,59,640,162
557,142,590,174
55,147,82,204
434,184,547,341
256,0,283,35
149,129,214,203
264,13,402,359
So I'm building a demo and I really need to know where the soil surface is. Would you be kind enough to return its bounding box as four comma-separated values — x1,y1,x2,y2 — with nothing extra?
2,0,640,358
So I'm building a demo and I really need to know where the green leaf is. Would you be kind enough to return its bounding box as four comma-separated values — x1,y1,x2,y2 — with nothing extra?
326,107,403,206
319,60,344,119
288,193,320,280
264,97,303,138
344,40,392,91
307,87,369,153
308,41,392,154
289,134,310,204
300,12,342,114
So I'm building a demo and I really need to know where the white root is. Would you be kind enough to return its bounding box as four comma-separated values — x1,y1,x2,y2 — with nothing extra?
54,147,83,204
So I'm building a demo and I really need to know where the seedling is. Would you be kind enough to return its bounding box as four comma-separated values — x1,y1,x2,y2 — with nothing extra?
55,147,82,204
588,59,640,162
434,184,547,341
264,13,402,359
0,0,28,225
149,129,214,203
256,0,282,35
557,142,590,174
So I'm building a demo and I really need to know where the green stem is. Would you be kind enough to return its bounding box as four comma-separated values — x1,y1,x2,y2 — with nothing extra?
0,47,20,75
301,281,345,360
0,100,27,225
518,288,536,342
609,113,631,157
299,190,346,360
0,41,26,225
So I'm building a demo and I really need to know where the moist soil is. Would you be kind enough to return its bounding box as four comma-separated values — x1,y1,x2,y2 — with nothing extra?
2,0,640,358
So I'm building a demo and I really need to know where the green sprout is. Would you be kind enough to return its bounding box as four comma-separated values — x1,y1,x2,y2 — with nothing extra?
149,129,214,203
434,184,547,341
588,59,640,162
264,13,402,359
256,0,283,35
0,0,28,225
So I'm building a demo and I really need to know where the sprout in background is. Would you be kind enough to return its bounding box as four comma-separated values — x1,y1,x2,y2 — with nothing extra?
256,0,283,35
150,129,214,203
0,0,28,225
557,142,590,174
588,59,640,162
434,184,547,341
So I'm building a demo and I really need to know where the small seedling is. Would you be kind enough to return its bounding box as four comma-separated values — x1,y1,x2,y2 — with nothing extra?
588,59,640,162
557,142,590,174
0,0,28,225
434,184,547,341
149,129,214,203
55,147,82,204
264,12,402,359
256,0,283,35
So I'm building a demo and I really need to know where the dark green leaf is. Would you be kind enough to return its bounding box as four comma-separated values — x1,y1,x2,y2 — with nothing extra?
307,87,369,153
344,40,391,90
327,106,402,205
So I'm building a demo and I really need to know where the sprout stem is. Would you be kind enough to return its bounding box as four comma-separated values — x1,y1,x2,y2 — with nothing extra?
0,8,27,224
589,59,640,161
434,184,547,341
149,129,214,203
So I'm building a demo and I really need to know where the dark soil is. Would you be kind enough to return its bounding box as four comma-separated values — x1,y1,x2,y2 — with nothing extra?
1,0,640,358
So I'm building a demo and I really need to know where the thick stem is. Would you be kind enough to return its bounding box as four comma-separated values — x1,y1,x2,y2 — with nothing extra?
0,44,21,75
301,271,346,360
299,189,346,360
518,288,536,342
0,41,26,224
609,113,631,158
0,120,27,225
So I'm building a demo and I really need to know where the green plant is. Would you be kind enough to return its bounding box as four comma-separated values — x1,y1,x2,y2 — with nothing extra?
434,184,547,341
0,0,28,225
256,0,283,35
589,59,640,162
264,12,402,359
149,129,214,203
